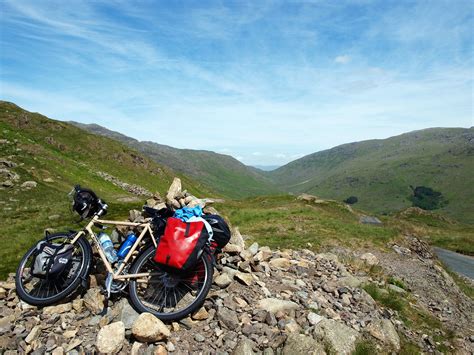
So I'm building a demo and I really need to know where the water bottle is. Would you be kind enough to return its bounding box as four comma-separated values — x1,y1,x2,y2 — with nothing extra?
117,232,137,260
98,232,118,263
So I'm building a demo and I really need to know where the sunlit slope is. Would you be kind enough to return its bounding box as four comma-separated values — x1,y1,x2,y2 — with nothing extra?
267,128,474,223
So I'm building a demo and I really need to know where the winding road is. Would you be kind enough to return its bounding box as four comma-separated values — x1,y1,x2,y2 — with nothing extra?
434,247,474,280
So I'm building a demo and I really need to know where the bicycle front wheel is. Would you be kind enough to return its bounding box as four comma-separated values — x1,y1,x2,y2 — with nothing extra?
129,245,213,321
15,232,91,306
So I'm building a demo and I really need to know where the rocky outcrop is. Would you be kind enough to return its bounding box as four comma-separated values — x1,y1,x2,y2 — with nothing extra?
96,171,152,196
163,177,219,213
0,242,420,354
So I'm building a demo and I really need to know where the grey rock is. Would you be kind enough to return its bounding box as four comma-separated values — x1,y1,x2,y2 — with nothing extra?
96,321,125,354
282,333,326,355
307,312,324,326
314,318,359,355
218,307,240,329
1,180,13,187
83,287,105,315
360,252,379,265
194,333,206,342
215,273,233,288
232,338,255,355
257,298,299,314
388,284,407,294
359,216,382,225
118,299,140,329
366,319,400,351
132,313,170,342
21,181,37,188
248,242,259,256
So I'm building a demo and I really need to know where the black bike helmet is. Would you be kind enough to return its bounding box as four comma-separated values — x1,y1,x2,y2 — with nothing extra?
70,185,102,219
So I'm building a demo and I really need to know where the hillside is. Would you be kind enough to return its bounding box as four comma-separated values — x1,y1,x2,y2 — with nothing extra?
70,122,281,199
0,101,212,276
267,128,474,223
1,194,473,353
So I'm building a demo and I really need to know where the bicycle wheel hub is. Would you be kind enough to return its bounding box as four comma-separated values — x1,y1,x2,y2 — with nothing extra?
162,273,180,288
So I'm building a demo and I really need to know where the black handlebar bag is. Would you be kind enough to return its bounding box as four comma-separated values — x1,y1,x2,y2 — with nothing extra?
31,241,74,279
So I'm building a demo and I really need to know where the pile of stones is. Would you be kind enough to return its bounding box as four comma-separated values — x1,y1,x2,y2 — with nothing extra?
0,236,406,354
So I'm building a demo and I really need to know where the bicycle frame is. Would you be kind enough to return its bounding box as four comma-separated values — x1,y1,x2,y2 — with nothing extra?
70,215,158,281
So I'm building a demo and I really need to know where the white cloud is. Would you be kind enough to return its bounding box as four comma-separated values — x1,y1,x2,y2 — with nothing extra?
334,55,351,64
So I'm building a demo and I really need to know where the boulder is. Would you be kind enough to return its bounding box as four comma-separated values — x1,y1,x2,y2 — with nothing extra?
96,321,125,354
359,216,382,225
83,288,105,314
217,307,240,329
232,338,255,355
360,253,379,266
314,318,359,355
166,177,182,201
118,299,140,329
21,181,37,188
235,272,254,286
307,312,324,326
254,249,272,262
230,228,246,249
215,273,233,288
297,194,318,203
257,298,299,314
25,325,41,344
224,244,243,254
366,319,400,351
388,284,406,294
132,313,170,342
2,180,13,187
269,258,291,269
248,242,259,256
43,303,72,315
282,333,326,355
192,307,209,321
336,275,362,288
131,341,147,355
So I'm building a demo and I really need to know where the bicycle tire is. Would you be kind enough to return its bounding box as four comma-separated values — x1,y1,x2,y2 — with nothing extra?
15,232,92,307
128,245,213,321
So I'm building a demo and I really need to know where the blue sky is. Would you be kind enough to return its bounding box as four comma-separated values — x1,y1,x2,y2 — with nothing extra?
1,0,473,166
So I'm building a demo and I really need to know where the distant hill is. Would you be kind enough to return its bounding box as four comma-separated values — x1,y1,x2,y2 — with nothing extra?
267,128,474,223
70,122,281,198
0,101,212,276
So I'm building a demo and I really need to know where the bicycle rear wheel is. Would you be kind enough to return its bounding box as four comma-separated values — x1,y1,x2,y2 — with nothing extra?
129,245,213,321
15,232,91,306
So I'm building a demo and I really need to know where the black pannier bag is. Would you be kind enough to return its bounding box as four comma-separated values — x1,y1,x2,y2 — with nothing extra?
202,214,231,252
32,241,74,278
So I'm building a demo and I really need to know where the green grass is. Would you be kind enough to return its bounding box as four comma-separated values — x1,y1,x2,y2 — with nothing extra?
0,101,214,278
267,127,474,224
362,282,456,353
352,340,377,355
388,276,407,290
363,283,404,312
215,195,474,256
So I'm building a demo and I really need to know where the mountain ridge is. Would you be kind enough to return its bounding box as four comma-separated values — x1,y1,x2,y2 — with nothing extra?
69,121,281,199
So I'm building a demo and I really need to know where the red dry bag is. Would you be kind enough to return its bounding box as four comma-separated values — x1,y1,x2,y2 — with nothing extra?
154,217,209,271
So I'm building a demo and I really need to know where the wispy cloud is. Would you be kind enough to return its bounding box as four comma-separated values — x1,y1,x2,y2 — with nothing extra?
1,0,472,165
335,55,351,64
